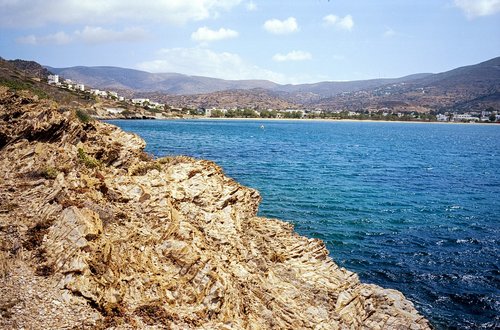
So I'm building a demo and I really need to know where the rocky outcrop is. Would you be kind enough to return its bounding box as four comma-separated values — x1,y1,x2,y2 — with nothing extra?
0,86,431,329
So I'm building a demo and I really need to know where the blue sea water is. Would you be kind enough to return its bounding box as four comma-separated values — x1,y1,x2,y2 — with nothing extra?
108,119,500,329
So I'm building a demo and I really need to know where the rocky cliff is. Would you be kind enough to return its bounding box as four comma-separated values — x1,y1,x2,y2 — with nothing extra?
0,87,430,329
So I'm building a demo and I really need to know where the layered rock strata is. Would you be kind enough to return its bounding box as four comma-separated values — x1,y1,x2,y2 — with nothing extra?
0,87,431,329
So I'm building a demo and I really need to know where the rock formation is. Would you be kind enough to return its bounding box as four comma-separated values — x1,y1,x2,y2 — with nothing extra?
0,86,431,329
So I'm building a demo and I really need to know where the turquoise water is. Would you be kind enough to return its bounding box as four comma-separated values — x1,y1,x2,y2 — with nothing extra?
108,119,500,329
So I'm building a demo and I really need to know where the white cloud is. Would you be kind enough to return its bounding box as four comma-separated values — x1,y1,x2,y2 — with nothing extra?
17,26,148,45
16,31,72,45
323,14,354,31
323,14,339,25
137,47,287,83
191,27,239,42
273,50,312,62
75,26,148,44
246,1,257,11
263,17,299,34
0,0,242,27
454,0,500,18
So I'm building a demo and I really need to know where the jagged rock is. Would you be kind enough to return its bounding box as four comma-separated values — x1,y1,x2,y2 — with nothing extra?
0,87,431,329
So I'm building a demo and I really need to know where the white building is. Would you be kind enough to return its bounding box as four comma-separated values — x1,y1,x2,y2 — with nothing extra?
75,84,85,91
453,114,479,122
132,98,150,105
436,114,449,121
48,74,59,84
106,108,124,114
90,89,108,97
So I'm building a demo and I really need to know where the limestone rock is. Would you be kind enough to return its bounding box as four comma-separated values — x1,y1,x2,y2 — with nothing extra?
0,88,431,329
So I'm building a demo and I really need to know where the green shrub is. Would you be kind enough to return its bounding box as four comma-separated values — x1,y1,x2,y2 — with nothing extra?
76,109,92,123
41,166,58,179
0,78,48,99
78,148,101,168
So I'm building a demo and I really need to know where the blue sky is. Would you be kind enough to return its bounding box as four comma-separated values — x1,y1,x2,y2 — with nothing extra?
0,0,499,84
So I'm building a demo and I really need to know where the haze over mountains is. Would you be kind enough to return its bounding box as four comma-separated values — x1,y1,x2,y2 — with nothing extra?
43,56,500,112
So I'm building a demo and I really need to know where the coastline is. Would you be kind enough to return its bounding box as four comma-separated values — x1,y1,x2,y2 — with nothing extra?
103,115,498,125
0,88,431,329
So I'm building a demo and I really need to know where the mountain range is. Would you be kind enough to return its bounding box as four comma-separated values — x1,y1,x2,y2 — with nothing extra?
36,57,500,112
46,65,434,98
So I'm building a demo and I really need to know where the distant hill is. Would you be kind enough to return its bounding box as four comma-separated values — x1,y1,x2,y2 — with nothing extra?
134,88,299,110
46,66,279,95
46,57,500,112
311,57,500,112
46,65,432,99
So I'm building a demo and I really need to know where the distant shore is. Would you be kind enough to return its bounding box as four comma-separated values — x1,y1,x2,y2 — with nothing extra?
103,116,498,125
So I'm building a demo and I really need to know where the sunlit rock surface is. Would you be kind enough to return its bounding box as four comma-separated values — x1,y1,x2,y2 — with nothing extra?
0,87,430,329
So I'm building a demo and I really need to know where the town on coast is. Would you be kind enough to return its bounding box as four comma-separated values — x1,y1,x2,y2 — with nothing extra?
45,73,500,124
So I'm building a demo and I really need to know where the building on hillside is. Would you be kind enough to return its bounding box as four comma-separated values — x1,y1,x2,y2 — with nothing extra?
106,108,124,114
90,89,108,97
48,74,59,84
149,101,163,108
131,98,150,105
75,84,85,91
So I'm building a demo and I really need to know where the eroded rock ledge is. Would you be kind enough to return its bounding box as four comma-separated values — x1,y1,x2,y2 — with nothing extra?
0,87,431,329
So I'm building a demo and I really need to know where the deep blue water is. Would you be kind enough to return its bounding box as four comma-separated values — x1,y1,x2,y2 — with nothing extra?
108,119,500,329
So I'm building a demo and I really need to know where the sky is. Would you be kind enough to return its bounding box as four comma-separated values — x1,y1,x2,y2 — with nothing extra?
0,0,499,84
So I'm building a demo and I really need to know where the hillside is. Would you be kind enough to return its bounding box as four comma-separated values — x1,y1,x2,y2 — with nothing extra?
46,57,500,112
46,66,279,95
274,73,433,103
46,65,431,100
4,58,52,79
135,88,299,110
0,58,92,107
0,58,177,120
312,57,500,112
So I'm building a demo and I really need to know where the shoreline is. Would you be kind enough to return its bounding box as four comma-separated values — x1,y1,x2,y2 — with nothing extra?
0,88,432,329
102,116,498,125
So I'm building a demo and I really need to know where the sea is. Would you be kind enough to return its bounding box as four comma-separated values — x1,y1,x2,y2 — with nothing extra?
107,119,500,329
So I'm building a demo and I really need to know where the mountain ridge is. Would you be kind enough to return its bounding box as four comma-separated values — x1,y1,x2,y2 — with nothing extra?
33,57,500,112
45,65,280,95
46,65,435,98
314,56,500,112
